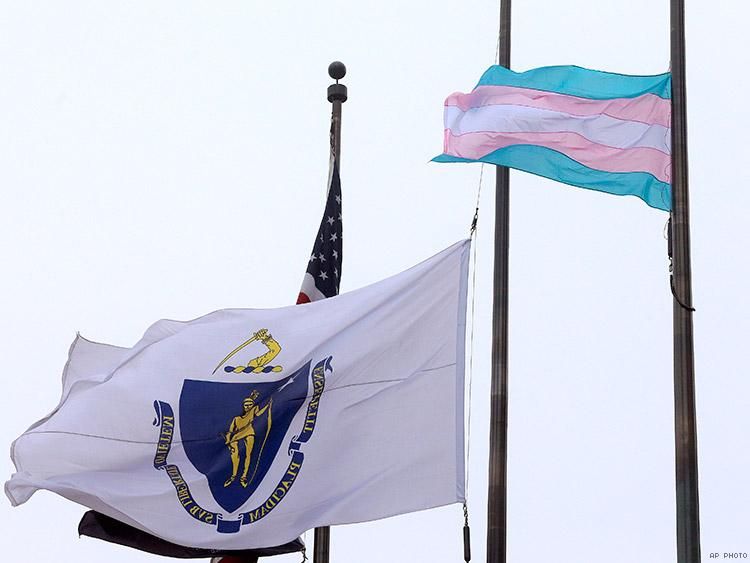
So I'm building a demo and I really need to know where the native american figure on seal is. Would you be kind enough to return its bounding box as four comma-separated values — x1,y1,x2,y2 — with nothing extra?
223,391,273,488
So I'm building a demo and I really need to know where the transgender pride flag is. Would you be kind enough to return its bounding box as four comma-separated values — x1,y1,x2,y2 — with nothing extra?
434,65,672,211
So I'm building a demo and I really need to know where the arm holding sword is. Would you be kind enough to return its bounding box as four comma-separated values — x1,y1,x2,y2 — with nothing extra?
212,328,283,375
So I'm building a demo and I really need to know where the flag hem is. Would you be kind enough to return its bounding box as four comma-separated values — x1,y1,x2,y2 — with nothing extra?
455,239,470,501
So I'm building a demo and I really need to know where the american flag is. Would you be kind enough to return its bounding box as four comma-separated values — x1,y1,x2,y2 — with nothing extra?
296,163,342,303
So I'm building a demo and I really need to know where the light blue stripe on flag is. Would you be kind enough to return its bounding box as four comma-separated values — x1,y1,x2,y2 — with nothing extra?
476,65,672,100
433,146,672,211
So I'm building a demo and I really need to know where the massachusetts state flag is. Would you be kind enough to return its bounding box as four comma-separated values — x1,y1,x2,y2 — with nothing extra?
6,241,470,550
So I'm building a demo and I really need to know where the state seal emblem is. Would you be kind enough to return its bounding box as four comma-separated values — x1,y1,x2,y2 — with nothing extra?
151,328,330,533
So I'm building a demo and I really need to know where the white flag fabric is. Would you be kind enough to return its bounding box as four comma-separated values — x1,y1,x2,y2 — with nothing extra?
6,240,470,549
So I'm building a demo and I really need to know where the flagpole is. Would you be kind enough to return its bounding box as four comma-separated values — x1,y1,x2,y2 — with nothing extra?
487,2,511,563
327,61,347,169
669,1,701,562
313,60,347,563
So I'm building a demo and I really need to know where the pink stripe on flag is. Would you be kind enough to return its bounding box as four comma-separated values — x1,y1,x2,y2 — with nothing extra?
444,129,672,183
445,86,671,129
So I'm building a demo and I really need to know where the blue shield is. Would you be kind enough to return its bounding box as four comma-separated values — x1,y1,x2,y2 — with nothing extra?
179,362,310,513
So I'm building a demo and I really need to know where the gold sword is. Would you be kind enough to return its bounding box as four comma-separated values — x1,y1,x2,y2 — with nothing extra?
211,332,261,375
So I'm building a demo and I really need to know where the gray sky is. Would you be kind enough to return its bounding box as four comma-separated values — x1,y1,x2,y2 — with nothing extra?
1,1,748,561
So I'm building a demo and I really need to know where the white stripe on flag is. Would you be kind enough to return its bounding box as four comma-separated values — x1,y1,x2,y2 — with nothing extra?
299,272,326,302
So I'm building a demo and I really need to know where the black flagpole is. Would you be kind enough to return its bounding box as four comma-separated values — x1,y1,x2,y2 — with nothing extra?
487,2,511,563
669,1,701,562
313,60,347,563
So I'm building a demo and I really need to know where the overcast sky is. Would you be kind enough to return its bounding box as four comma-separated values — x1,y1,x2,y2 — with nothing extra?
2,1,748,562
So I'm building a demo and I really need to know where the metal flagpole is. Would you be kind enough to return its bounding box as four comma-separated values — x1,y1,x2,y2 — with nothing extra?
328,61,346,168
313,60,347,563
669,1,701,562
487,2,511,563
